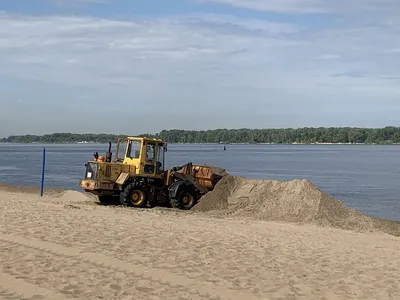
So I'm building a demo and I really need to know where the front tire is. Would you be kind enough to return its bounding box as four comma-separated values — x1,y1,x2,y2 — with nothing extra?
170,188,198,210
120,182,148,208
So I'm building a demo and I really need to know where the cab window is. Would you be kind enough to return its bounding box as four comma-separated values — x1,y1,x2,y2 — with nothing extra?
126,140,140,159
156,144,165,172
146,143,155,161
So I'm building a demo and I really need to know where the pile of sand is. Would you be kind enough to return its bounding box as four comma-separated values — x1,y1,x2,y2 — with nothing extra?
51,190,97,208
193,175,400,236
0,183,65,196
56,190,95,202
0,184,96,207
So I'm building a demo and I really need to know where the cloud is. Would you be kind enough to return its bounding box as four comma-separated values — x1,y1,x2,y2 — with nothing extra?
179,13,302,35
0,13,304,88
197,0,400,15
0,9,400,135
49,0,110,5
384,48,400,54
197,0,326,14
312,54,341,60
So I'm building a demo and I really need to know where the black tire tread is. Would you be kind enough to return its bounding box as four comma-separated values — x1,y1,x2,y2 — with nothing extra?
120,181,148,208
170,185,198,210
170,197,181,209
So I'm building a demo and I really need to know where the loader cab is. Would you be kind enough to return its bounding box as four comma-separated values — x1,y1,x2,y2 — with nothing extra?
143,141,167,175
115,137,167,178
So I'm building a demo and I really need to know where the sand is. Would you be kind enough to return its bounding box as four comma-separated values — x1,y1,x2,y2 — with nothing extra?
193,175,400,236
1,183,400,299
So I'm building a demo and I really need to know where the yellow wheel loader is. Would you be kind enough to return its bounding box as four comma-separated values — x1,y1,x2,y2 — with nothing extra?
79,137,226,209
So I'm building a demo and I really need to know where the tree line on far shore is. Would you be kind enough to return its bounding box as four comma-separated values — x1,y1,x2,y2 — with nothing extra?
2,127,400,144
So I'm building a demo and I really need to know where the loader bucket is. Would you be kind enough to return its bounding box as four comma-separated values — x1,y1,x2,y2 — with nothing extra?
177,164,228,191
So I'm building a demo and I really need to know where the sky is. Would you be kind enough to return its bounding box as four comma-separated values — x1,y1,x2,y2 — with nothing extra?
1,0,400,136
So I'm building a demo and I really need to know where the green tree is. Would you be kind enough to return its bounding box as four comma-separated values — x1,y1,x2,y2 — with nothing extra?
3,127,400,144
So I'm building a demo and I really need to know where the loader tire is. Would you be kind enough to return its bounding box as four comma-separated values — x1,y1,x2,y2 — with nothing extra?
170,187,197,210
120,182,148,208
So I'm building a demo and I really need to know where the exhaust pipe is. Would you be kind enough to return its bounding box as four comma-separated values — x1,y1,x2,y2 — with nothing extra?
105,142,112,162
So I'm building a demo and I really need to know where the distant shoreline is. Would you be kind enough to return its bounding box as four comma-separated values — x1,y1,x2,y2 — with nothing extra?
1,142,399,145
3,127,400,145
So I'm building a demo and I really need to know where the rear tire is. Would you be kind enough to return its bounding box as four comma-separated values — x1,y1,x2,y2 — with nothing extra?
170,187,198,210
120,181,148,208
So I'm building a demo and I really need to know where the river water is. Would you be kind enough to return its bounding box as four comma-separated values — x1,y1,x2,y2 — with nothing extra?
1,143,399,221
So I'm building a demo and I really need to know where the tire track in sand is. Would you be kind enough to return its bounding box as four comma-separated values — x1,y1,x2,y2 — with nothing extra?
0,272,68,300
0,233,259,300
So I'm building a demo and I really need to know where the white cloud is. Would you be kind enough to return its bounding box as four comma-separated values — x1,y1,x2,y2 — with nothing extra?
198,0,400,15
49,0,110,6
384,48,400,54
180,13,302,34
312,54,341,60
0,13,304,88
198,0,325,14
0,9,400,135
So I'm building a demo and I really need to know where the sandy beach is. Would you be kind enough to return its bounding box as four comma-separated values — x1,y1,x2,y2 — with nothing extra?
0,184,400,300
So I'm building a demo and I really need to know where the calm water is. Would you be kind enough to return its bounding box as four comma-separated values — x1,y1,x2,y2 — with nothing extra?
0,143,400,221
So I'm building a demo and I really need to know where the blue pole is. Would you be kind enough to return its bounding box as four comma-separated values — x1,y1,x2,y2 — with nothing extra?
40,148,46,197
